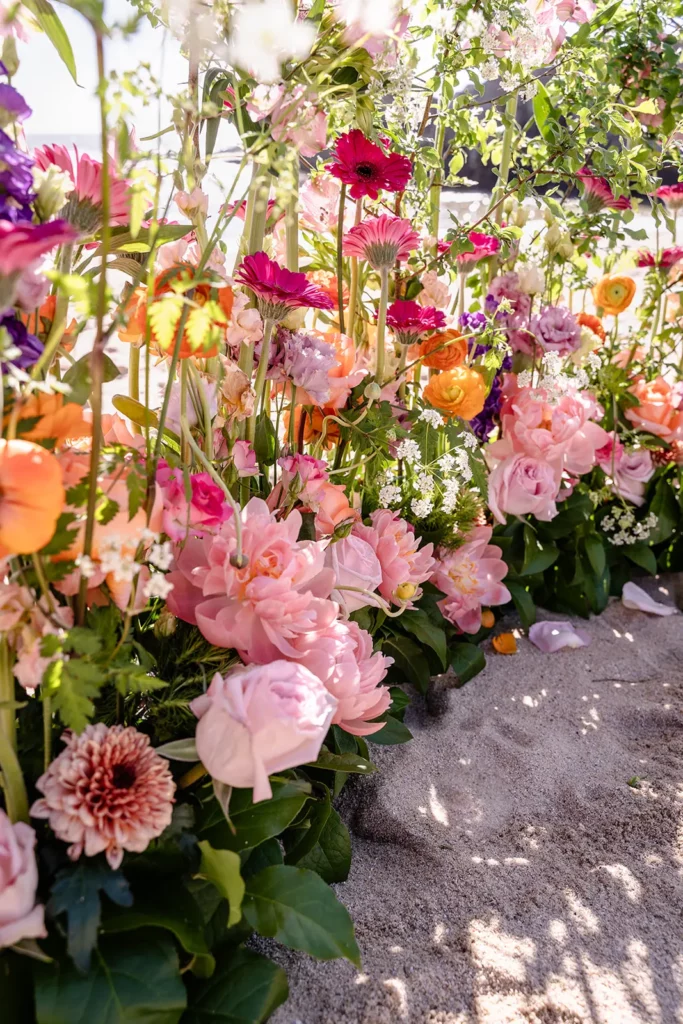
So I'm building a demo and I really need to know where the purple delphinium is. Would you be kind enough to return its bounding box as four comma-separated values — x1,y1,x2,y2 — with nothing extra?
530,305,581,356
0,129,35,222
0,85,31,124
267,328,337,405
469,349,512,442
0,313,43,372
459,311,487,333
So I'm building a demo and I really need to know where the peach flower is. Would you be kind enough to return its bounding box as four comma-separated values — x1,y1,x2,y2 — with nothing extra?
0,440,64,559
625,376,683,441
12,393,90,446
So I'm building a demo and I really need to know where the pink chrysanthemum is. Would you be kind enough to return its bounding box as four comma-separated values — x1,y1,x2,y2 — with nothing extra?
326,129,412,200
235,251,334,321
342,215,419,270
0,219,77,276
576,168,630,213
456,231,500,264
655,183,683,210
637,246,683,269
34,144,131,233
385,300,447,345
31,724,175,870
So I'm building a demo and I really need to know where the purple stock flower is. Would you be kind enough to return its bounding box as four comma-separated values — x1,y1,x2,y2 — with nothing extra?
0,85,31,123
459,311,487,333
469,347,512,442
0,313,43,371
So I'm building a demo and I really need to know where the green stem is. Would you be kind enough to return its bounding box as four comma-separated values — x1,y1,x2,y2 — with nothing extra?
492,94,517,227
247,319,273,443
285,158,299,272
288,384,297,450
0,639,28,823
248,165,272,255
376,267,389,384
34,243,73,379
128,344,141,435
42,696,52,772
429,117,446,244
336,183,347,336
347,198,362,340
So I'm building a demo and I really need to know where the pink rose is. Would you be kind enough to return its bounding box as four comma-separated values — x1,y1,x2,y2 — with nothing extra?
432,526,511,634
0,810,46,948
325,534,383,613
314,482,358,537
599,443,654,506
487,453,561,523
157,462,232,542
289,620,392,736
625,376,683,442
191,662,337,802
233,440,259,478
353,510,435,606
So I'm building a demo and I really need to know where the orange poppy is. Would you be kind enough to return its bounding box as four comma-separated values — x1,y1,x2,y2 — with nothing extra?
422,366,488,420
415,329,468,371
0,439,64,558
117,285,148,346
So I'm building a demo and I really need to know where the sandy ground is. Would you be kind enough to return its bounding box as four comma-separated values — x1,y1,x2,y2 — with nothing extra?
268,576,683,1024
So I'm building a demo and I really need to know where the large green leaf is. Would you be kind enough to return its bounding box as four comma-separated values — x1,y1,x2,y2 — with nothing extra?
48,861,132,973
297,806,352,884
101,880,211,957
399,609,448,669
521,526,559,575
624,542,657,575
368,715,413,745
23,0,78,82
506,580,536,628
305,749,377,774
584,533,606,577
63,353,119,406
243,865,361,966
34,931,187,1024
199,780,310,852
197,842,245,928
449,642,485,685
382,635,431,693
183,948,288,1024
648,477,679,544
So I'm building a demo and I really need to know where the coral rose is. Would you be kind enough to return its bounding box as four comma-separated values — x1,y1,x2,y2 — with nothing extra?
0,440,64,558
432,526,511,634
0,811,46,948
592,274,636,315
487,453,561,523
11,392,91,446
625,376,683,442
190,662,337,802
353,509,435,607
423,366,488,420
415,329,468,371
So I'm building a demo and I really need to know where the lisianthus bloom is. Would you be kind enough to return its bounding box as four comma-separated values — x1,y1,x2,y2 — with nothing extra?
0,440,64,559
529,305,581,356
625,376,683,442
487,452,561,523
592,274,636,315
235,251,334,321
576,311,605,341
288,620,392,736
0,811,46,948
655,183,683,210
385,300,446,346
353,509,435,607
456,232,500,264
413,329,468,371
157,461,233,541
433,526,511,634
191,662,336,803
148,265,234,359
576,168,631,212
326,129,411,200
10,392,90,446
423,366,488,421
418,269,450,310
0,313,42,371
34,144,131,233
299,174,344,234
342,215,419,270
269,329,339,405
166,497,338,664
174,186,208,218
637,246,683,269
31,725,175,870
0,218,77,276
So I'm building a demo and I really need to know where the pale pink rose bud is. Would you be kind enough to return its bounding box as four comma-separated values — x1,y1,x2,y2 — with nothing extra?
326,534,382,613
0,810,46,948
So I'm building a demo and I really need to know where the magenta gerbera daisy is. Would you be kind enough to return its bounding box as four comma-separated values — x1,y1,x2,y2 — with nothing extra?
456,232,501,265
235,251,334,321
34,144,131,234
327,129,412,201
576,168,631,213
654,183,683,210
0,219,78,276
385,300,447,345
342,215,419,270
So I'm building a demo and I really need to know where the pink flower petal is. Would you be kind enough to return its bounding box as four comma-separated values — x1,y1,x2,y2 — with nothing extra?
528,620,591,653
621,582,679,617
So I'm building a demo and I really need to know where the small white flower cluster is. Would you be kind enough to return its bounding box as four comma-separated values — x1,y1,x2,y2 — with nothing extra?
602,508,658,546
75,531,175,602
378,466,403,509
586,351,603,373
419,408,444,429
395,439,423,465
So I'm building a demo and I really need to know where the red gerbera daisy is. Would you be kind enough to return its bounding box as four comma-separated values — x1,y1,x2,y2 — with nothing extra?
235,251,334,321
327,129,412,201
385,300,447,345
654,183,683,210
637,245,683,269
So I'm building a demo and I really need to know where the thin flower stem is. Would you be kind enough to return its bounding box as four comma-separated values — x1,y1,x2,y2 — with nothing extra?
128,344,142,435
336,183,347,335
376,266,389,384
34,242,73,379
247,318,273,444
285,155,299,273
0,638,28,822
347,198,363,340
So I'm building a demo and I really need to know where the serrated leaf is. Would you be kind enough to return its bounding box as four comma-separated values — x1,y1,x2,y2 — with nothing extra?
197,842,245,928
149,295,183,352
43,660,102,732
185,304,215,353
126,468,146,519
95,496,119,526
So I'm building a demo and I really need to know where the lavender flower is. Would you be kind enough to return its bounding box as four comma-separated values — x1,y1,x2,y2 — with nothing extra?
0,130,34,223
530,305,581,356
459,311,487,333
269,329,337,404
469,349,512,442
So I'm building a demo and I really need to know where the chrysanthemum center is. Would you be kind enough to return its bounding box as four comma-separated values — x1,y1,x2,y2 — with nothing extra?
111,763,137,789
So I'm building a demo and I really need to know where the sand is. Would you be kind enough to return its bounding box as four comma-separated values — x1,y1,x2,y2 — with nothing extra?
268,577,683,1024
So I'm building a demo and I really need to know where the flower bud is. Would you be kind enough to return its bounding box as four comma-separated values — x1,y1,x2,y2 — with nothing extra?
395,582,417,602
364,382,382,402
154,608,178,639
514,206,530,227
543,207,556,226
32,165,73,222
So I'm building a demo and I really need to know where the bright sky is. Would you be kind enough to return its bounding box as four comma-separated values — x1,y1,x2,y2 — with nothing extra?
16,0,187,137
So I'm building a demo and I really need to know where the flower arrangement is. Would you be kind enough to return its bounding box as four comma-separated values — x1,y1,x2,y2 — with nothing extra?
1,0,683,1020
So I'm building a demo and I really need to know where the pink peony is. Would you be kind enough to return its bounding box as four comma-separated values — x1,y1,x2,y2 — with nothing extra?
157,462,232,542
433,526,511,634
248,84,328,158
353,510,435,607
0,581,32,633
190,662,337,802
166,497,338,664
0,811,46,948
31,725,175,870
625,376,683,442
487,453,561,523
325,534,383,613
288,620,392,736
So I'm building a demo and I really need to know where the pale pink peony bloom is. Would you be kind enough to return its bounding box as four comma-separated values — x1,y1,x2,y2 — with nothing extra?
31,724,175,870
14,600,73,691
0,581,32,633
226,290,264,352
157,232,227,278
100,412,146,451
288,620,392,736
325,534,383,613
0,811,46,948
166,497,338,664
191,662,337,802
300,175,348,234
487,453,561,523
528,620,590,652
233,440,259,478
433,526,511,634
353,510,435,607
625,376,683,442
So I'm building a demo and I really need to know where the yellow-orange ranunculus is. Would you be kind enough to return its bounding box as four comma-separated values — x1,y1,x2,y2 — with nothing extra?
0,439,64,558
592,275,636,316
11,393,91,446
422,366,487,420
414,329,468,372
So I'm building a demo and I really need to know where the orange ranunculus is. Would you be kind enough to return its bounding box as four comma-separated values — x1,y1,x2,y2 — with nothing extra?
481,609,495,630
592,275,636,315
21,294,79,352
11,393,91,446
118,286,148,345
149,265,234,360
283,405,340,450
0,440,64,558
492,632,517,655
575,312,606,342
415,329,468,371
422,366,488,420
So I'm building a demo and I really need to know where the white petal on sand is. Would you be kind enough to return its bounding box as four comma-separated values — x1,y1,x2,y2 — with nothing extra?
622,581,678,616
528,620,591,653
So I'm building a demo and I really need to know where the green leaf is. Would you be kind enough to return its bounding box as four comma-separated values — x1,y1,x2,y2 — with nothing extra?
521,526,559,575
450,642,486,685
648,477,678,544
101,881,211,958
253,414,277,467
126,467,146,519
242,865,361,966
624,543,657,575
382,635,431,693
532,82,555,142
111,395,159,429
283,792,331,865
43,660,102,732
105,224,193,254
48,862,132,973
182,948,288,1024
584,533,606,577
297,807,352,884
63,353,119,406
155,737,200,761
506,580,536,628
305,749,377,774
34,931,187,1024
197,842,245,929
199,781,310,852
368,715,413,745
23,0,78,83
400,610,447,670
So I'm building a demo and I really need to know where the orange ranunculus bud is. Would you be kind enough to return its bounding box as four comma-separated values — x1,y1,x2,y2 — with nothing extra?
21,294,78,352
0,439,64,558
481,608,495,630
575,312,606,342
492,632,517,655
118,286,148,346
591,275,636,315
415,329,468,371
12,393,91,446
422,366,488,420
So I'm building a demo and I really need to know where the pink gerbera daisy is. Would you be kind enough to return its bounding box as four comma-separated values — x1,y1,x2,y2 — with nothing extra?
0,219,77,275
235,251,334,320
576,168,631,213
456,231,500,264
327,129,412,200
654,183,683,210
385,300,447,345
34,144,131,233
342,215,419,270
637,245,683,269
